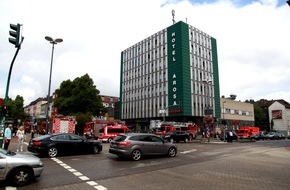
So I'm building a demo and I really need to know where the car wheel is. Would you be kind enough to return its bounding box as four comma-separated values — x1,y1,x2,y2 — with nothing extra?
168,147,176,157
108,138,113,143
131,149,142,161
48,147,58,157
93,145,100,154
9,167,33,187
184,138,189,143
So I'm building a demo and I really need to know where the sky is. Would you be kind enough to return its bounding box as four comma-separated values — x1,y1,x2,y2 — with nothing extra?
1,0,290,106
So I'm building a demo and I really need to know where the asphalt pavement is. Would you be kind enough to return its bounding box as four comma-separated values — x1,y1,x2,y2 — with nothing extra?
3,135,290,190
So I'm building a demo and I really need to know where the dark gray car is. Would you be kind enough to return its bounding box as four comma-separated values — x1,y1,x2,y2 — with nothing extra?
109,133,177,161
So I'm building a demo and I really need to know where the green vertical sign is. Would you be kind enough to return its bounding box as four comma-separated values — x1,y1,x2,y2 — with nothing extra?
167,21,192,116
211,38,221,119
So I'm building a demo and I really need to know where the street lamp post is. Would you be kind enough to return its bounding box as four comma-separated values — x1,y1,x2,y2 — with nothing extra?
202,78,212,141
222,101,226,142
202,78,212,115
45,36,63,134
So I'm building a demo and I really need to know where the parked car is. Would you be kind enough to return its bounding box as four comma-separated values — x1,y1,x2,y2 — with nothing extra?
220,131,238,141
109,133,177,161
0,148,43,186
276,133,286,140
250,133,266,141
265,132,279,140
163,131,192,143
28,133,103,157
288,135,290,139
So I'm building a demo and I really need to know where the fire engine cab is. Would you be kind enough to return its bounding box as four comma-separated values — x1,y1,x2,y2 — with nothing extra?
155,122,198,139
52,115,76,133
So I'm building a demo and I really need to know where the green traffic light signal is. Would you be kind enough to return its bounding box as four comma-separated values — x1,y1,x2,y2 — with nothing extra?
9,23,21,48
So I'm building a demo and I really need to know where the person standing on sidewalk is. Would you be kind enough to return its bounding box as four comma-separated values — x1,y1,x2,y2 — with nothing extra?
31,126,35,139
16,126,25,152
228,130,233,143
4,124,13,150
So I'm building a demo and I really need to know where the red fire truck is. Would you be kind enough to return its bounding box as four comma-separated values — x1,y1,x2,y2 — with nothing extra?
237,126,260,139
84,119,109,139
52,115,76,133
155,122,198,139
84,120,128,141
98,124,129,143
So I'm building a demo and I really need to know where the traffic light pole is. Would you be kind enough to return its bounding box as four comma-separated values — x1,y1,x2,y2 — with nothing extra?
4,37,24,106
0,36,24,148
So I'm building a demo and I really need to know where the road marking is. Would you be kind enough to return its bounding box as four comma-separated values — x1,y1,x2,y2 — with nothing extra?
51,158,107,190
180,149,197,154
6,187,16,190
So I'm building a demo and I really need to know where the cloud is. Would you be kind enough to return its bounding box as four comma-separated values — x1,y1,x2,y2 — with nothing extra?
1,0,290,106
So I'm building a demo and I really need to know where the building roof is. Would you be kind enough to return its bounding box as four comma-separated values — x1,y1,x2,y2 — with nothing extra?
257,99,290,109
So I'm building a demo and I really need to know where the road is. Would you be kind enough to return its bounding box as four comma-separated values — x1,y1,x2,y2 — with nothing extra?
1,139,290,190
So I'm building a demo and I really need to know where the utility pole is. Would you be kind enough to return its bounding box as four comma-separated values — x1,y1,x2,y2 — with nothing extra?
0,23,24,148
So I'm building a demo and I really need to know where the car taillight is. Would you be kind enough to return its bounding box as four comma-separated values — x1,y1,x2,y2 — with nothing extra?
118,141,131,147
33,141,42,146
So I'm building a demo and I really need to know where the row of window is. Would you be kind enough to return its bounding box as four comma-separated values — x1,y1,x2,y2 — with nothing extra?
222,108,253,116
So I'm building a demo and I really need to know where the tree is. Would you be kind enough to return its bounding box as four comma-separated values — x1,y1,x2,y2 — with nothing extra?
54,74,105,128
6,95,27,125
74,112,91,135
254,103,267,131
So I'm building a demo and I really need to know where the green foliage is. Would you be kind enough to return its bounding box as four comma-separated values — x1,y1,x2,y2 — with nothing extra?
74,112,92,134
254,103,267,130
270,119,274,131
5,95,27,124
54,73,105,117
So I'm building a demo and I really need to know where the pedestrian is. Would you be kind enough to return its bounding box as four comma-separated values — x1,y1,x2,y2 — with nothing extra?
16,126,25,152
4,124,13,150
31,127,35,139
228,130,233,143
248,129,253,139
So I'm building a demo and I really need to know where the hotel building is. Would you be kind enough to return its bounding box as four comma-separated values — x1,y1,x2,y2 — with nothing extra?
119,21,221,129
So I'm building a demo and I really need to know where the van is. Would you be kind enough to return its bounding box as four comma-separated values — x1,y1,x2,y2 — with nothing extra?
98,125,129,142
237,126,260,139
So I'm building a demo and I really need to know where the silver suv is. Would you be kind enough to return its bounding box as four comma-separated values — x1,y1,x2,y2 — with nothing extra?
0,148,43,186
109,133,177,161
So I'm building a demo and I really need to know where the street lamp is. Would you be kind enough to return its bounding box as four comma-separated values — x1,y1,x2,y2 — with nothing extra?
202,78,212,115
222,101,226,120
202,78,212,141
45,36,63,134
222,101,226,142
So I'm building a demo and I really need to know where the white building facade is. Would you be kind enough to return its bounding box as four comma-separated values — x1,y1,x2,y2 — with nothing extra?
119,21,220,125
268,101,290,135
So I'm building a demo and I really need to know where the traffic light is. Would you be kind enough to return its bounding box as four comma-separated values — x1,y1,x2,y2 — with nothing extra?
2,105,7,115
9,23,21,48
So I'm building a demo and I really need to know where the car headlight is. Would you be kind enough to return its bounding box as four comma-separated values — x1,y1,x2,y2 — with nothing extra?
39,161,43,167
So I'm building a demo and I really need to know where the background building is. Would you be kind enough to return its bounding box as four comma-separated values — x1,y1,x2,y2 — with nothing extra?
119,21,220,131
220,96,254,132
268,100,290,136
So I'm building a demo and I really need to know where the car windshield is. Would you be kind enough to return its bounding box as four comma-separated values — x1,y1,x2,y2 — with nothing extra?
0,148,16,156
0,148,8,155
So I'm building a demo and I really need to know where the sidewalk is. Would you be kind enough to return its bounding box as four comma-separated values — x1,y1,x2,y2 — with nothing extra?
5,133,37,152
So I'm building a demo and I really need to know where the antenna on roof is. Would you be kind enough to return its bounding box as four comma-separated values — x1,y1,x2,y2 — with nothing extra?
172,9,175,24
